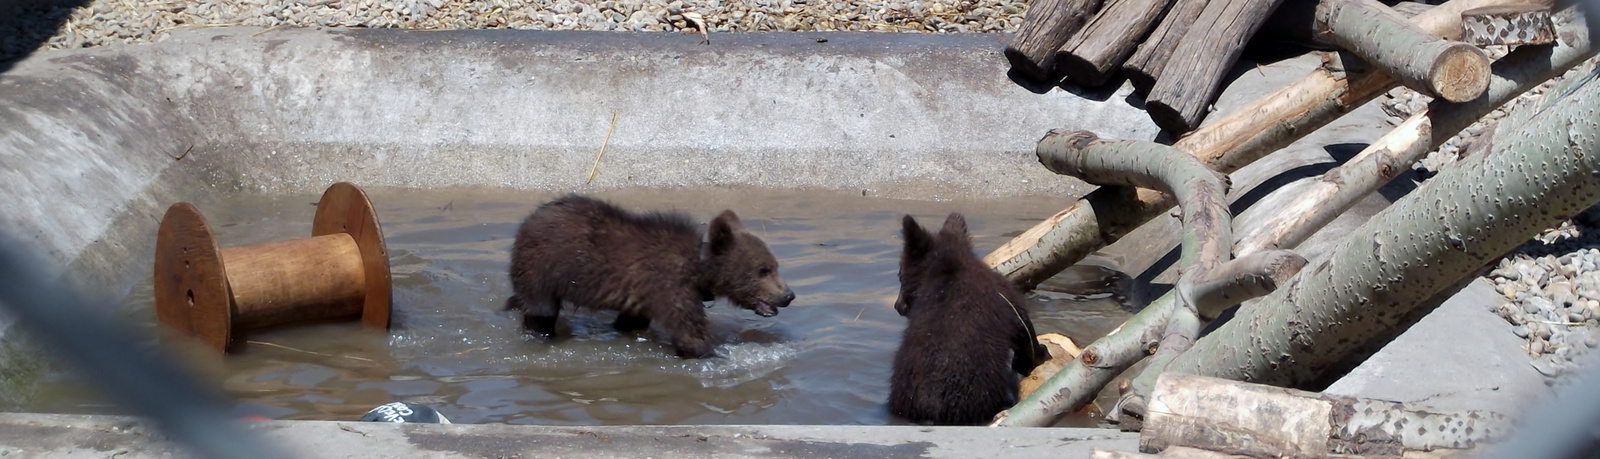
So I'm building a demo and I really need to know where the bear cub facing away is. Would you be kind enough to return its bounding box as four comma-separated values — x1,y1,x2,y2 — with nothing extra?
506,194,796,359
890,213,1050,425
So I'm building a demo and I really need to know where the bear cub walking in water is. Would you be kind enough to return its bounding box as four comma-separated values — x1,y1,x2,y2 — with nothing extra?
506,194,796,359
890,213,1049,425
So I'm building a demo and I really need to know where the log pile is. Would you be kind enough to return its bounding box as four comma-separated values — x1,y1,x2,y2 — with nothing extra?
1003,0,1509,135
989,4,1596,452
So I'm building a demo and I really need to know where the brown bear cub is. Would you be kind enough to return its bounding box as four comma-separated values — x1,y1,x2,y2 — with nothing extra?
889,213,1050,425
506,194,796,359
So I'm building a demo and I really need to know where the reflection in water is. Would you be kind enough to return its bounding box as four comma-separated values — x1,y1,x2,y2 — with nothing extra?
63,187,1135,427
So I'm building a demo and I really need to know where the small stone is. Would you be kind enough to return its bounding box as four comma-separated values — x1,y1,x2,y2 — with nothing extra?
1526,296,1556,315
1522,298,1543,315
1531,355,1565,377
1502,284,1519,300
1531,339,1546,356
1497,302,1521,320
1501,266,1521,281
1513,324,1530,338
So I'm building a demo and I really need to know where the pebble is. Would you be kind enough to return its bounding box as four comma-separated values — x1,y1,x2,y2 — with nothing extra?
1531,355,1564,377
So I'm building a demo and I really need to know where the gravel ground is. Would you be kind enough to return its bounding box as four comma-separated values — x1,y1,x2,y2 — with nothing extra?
0,0,1026,61
1384,50,1600,384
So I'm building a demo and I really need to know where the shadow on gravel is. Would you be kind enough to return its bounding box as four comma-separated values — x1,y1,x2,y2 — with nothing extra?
0,0,90,73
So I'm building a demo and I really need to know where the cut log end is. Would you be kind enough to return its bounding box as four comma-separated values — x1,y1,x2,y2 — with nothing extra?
1430,43,1492,103
1006,46,1058,86
1145,100,1197,136
1059,52,1114,88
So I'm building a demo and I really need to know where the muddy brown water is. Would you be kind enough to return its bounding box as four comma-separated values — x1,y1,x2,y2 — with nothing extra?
46,187,1136,427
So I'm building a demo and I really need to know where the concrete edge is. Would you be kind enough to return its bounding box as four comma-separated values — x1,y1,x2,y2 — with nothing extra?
0,413,1139,458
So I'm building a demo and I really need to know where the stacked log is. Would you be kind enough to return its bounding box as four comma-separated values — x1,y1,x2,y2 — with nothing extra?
1003,0,1504,135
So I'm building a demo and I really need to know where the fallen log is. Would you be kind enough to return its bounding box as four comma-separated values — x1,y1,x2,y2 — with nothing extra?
1057,0,1174,87
1160,63,1600,391
991,133,1304,428
1145,0,1288,134
1122,0,1205,94
1315,0,1491,102
1018,333,1084,399
1461,4,1558,46
1235,5,1596,257
1004,0,1104,84
984,0,1535,293
1258,0,1438,51
1141,374,1503,456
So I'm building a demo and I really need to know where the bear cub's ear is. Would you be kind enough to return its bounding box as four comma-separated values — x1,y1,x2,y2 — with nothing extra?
709,210,746,256
938,213,968,244
901,215,934,261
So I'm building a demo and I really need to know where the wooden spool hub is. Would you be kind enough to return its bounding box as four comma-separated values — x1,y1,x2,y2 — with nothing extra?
153,182,392,352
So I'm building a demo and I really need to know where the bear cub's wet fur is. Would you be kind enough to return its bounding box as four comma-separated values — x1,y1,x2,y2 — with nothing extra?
890,213,1050,425
506,194,795,359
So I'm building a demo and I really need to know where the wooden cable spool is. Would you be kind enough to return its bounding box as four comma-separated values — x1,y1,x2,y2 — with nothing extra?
153,182,391,352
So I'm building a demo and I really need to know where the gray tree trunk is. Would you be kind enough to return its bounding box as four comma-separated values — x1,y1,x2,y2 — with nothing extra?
986,0,1540,292
1004,0,1104,84
992,133,1305,428
1145,0,1287,134
1316,0,1491,102
1122,0,1206,94
1140,374,1505,456
1235,5,1597,257
1057,0,1174,87
1159,64,1600,389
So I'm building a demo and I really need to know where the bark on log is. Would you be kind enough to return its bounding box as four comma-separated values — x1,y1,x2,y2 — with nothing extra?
1004,0,1104,84
1019,333,1085,399
1057,0,1174,87
993,133,1305,428
1316,0,1491,103
1256,1,1435,52
1122,0,1205,94
1141,374,1505,456
1145,0,1288,135
1462,4,1557,46
1235,6,1597,257
985,0,1532,293
1162,65,1600,389
1033,131,1308,319
992,289,1177,427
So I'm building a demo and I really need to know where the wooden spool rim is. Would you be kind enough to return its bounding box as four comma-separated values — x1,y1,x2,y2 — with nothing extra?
153,202,233,352
311,182,392,330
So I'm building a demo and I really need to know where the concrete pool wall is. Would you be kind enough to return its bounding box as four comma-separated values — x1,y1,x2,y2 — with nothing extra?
0,27,1160,295
0,28,1167,455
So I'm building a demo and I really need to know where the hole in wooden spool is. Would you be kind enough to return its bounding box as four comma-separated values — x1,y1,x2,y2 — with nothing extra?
184,260,191,269
186,290,195,307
